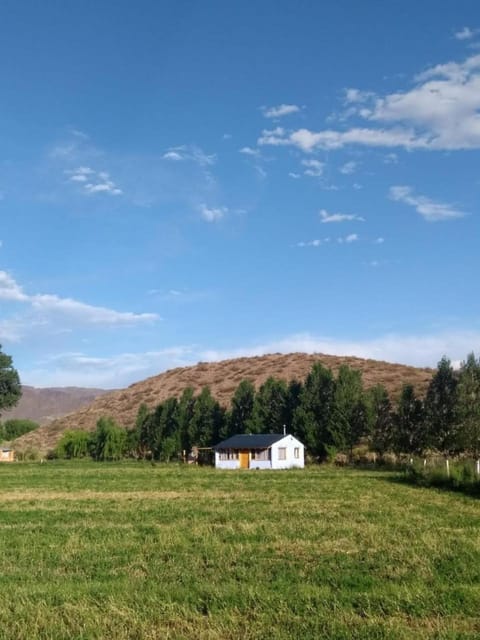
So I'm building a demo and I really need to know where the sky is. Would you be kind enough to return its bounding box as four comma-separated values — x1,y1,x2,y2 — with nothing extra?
1,0,480,388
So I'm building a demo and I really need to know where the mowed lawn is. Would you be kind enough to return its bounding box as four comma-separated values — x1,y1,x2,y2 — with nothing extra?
0,464,479,639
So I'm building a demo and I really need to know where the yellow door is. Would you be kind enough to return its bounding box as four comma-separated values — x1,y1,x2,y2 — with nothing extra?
239,450,249,469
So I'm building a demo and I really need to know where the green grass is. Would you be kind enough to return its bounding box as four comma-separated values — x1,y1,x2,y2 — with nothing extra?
0,463,479,639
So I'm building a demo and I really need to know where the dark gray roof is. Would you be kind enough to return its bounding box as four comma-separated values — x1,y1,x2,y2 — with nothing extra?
214,433,286,450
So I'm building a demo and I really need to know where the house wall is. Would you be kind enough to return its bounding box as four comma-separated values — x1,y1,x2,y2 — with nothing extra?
270,435,305,470
214,453,240,470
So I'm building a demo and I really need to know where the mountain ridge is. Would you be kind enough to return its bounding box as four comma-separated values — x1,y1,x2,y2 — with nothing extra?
13,352,433,453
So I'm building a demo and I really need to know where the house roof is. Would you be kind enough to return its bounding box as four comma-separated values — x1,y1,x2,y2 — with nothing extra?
214,433,286,450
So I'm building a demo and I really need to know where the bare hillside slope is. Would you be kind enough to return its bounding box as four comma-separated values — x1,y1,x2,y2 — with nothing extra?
14,352,433,453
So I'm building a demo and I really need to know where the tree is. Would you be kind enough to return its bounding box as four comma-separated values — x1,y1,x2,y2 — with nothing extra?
92,416,127,461
393,385,426,455
55,430,91,458
330,365,369,455
424,356,459,453
189,387,224,447
177,387,196,453
367,385,394,455
0,418,39,442
457,353,480,456
226,380,256,438
248,377,288,434
0,345,21,416
292,363,336,459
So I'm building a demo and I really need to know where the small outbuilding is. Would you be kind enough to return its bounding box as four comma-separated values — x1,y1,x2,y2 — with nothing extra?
213,433,305,470
0,448,15,462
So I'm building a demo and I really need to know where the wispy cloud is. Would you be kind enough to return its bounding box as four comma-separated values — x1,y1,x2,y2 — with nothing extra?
239,146,261,157
261,104,301,118
338,233,358,243
339,160,358,174
199,204,228,222
258,54,480,151
65,167,123,196
454,27,479,41
0,270,157,343
302,159,324,177
319,209,365,223
389,186,466,221
162,145,216,167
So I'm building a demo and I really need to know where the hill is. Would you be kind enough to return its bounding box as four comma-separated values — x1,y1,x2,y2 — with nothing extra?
2,386,110,425
14,352,433,453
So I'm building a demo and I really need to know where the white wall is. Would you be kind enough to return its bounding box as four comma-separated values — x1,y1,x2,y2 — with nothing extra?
270,435,305,469
214,453,240,470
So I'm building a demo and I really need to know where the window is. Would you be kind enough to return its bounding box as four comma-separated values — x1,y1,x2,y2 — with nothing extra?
294,447,300,459
278,447,286,460
252,448,269,461
218,450,238,461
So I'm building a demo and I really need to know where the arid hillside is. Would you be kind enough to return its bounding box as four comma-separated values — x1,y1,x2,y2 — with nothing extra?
14,352,433,453
2,386,110,425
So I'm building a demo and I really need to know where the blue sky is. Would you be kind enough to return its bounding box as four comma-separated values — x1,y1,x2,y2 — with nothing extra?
1,1,480,388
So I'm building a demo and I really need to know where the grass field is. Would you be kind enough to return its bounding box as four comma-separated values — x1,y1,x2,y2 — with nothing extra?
0,463,479,639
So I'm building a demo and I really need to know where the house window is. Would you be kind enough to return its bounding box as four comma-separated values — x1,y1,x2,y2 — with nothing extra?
278,447,287,460
252,449,269,461
218,450,239,461
294,447,300,459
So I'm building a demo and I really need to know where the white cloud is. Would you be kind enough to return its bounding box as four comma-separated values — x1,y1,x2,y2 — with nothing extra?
0,270,157,340
65,167,122,196
319,209,365,223
389,185,466,221
302,159,324,177
162,145,216,166
297,239,322,247
239,146,261,157
261,104,301,118
344,88,375,104
288,172,301,179
339,160,358,174
454,27,478,41
258,54,480,152
337,233,358,244
374,237,385,244
199,204,227,222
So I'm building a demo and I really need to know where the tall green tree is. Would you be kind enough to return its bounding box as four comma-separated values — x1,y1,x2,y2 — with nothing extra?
0,346,21,416
330,365,369,455
367,385,394,454
393,385,426,455
189,387,224,447
92,416,127,461
55,429,91,458
457,353,480,456
424,356,459,453
177,387,196,452
292,363,336,459
153,397,179,461
248,377,288,434
0,418,38,442
226,379,256,437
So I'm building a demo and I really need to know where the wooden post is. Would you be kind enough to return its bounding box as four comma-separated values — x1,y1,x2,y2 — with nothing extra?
476,459,480,478
423,458,427,468
446,458,450,478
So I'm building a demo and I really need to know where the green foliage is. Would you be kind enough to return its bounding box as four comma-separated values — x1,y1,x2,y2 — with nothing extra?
189,387,224,447
368,385,394,454
424,356,459,453
393,384,426,454
92,416,127,461
248,377,288,434
457,353,480,456
177,387,196,453
330,365,369,454
55,430,91,459
292,363,335,459
226,379,255,438
0,418,39,441
0,345,22,415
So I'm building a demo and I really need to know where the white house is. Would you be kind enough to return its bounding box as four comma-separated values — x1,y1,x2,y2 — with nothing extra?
213,433,305,470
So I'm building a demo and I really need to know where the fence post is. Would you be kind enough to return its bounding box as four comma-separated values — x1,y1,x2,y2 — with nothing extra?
476,459,480,478
446,458,450,478
423,458,427,469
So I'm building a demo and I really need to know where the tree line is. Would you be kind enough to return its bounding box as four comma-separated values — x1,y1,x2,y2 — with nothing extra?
54,353,480,461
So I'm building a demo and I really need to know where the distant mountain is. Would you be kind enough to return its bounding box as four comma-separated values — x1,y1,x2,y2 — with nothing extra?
13,352,433,454
2,386,110,425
